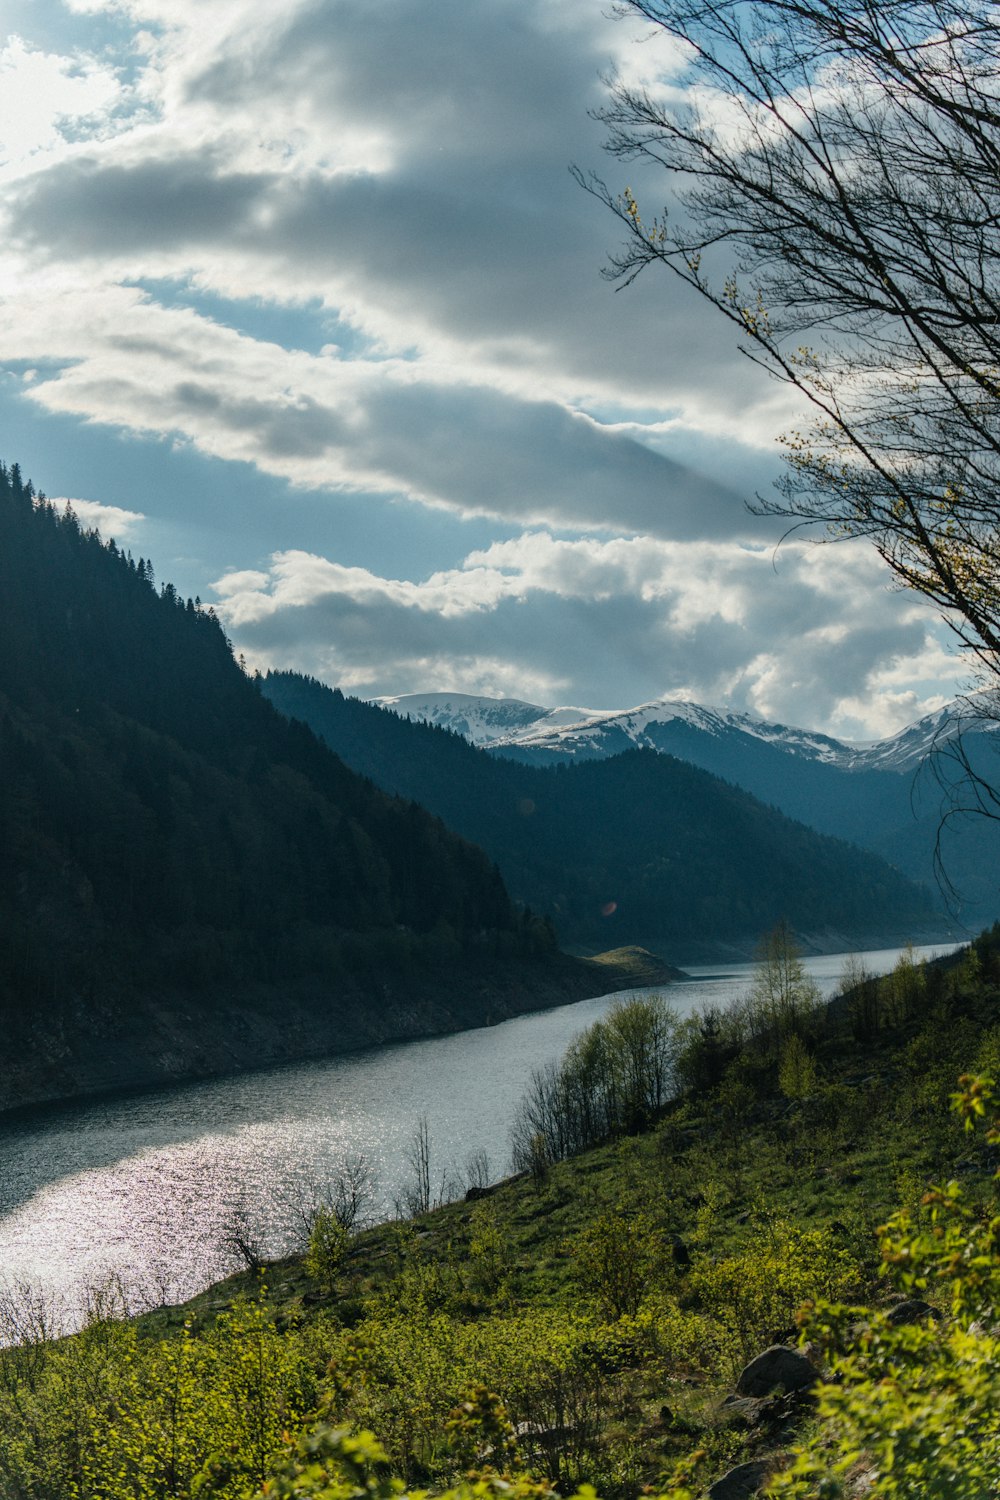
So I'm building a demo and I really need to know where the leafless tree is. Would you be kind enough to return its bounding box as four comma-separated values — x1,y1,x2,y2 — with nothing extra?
324,1151,377,1233
0,1280,65,1396
402,1114,432,1216
283,1152,378,1248
582,1,1000,687
465,1147,493,1193
219,1199,267,1274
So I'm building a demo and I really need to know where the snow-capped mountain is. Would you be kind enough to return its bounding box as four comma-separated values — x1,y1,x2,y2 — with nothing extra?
376,691,992,775
321,679,1000,929
369,693,543,745
500,698,865,768
845,702,996,774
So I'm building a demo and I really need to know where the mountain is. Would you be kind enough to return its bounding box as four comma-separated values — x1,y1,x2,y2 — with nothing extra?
0,465,620,1112
374,692,554,745
382,691,1000,929
380,690,993,774
376,691,626,748
263,672,944,957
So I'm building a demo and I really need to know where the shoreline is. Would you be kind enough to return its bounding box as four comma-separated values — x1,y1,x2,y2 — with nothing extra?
0,926,964,1122
0,947,676,1123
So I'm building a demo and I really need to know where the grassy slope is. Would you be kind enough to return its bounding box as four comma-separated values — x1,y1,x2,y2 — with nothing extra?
99,933,1000,1499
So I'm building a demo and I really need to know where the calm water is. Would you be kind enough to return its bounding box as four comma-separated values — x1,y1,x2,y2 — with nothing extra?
0,941,959,1322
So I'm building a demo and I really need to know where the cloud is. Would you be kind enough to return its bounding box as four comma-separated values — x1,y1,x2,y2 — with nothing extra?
50,495,145,538
0,0,969,734
0,285,755,540
15,153,271,253
0,35,124,171
213,532,953,738
1,0,796,521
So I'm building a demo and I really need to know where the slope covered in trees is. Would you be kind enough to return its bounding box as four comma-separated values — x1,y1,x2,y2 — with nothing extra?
501,708,1000,931
0,464,594,1110
262,672,943,953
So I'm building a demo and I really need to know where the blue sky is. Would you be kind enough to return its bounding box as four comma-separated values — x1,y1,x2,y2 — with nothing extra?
0,0,963,736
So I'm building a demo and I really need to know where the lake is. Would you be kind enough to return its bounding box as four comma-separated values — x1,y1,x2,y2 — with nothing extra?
0,940,959,1324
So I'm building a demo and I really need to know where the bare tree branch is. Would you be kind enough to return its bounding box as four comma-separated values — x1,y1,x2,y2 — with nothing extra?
591,1,1000,688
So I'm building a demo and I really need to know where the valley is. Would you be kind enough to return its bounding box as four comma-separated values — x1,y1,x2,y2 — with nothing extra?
375,690,1000,930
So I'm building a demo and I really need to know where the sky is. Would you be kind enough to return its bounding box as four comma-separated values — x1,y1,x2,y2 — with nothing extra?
0,0,967,739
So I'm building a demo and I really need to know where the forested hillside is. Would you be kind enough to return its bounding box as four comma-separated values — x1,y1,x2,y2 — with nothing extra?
262,672,943,953
0,464,601,1110
502,708,1000,932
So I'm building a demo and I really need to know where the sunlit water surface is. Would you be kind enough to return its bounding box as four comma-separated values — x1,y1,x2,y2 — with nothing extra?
0,941,959,1322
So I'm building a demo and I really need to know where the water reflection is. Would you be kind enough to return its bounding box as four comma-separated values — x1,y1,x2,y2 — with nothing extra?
0,941,960,1314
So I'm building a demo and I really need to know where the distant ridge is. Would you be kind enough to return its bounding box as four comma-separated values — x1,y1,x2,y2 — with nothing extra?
265,671,945,956
375,690,1000,929
376,690,987,775
373,692,552,744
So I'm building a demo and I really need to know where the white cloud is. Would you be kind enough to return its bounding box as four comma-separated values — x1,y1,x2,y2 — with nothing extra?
0,36,124,172
0,0,970,733
0,0,794,507
49,495,145,538
212,532,954,737
0,284,753,539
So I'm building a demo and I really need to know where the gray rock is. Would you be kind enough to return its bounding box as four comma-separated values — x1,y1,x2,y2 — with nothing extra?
669,1234,691,1267
718,1394,772,1426
514,1420,575,1448
735,1345,817,1397
884,1298,939,1326
707,1459,773,1499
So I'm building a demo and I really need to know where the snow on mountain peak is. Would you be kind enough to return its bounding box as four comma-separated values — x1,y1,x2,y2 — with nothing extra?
372,690,992,772
372,692,550,745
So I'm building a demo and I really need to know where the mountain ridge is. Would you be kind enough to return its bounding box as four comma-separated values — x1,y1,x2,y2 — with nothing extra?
375,690,986,774
264,672,946,958
0,465,630,1113
373,690,1000,928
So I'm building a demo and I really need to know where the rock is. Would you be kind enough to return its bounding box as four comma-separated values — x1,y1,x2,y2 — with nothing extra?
735,1345,818,1398
844,1460,878,1497
514,1420,575,1448
707,1459,773,1499
884,1298,939,1326
669,1234,691,1267
719,1390,807,1434
717,1394,774,1431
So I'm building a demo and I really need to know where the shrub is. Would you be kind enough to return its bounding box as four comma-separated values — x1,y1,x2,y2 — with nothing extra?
687,1220,861,1368
570,1207,666,1320
306,1210,350,1298
763,1077,1000,1497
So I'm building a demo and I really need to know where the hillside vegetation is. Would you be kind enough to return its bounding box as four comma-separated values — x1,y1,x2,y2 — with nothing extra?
261,673,941,954
503,708,1000,936
0,464,614,1110
4,930,1000,1497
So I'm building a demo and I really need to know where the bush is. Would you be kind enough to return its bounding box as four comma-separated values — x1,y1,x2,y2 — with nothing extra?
570,1207,666,1320
511,996,680,1168
687,1219,861,1368
765,1075,1000,1498
306,1211,349,1297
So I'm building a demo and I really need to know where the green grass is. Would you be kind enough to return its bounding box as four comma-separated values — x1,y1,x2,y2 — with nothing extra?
7,933,1000,1500
583,946,686,983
